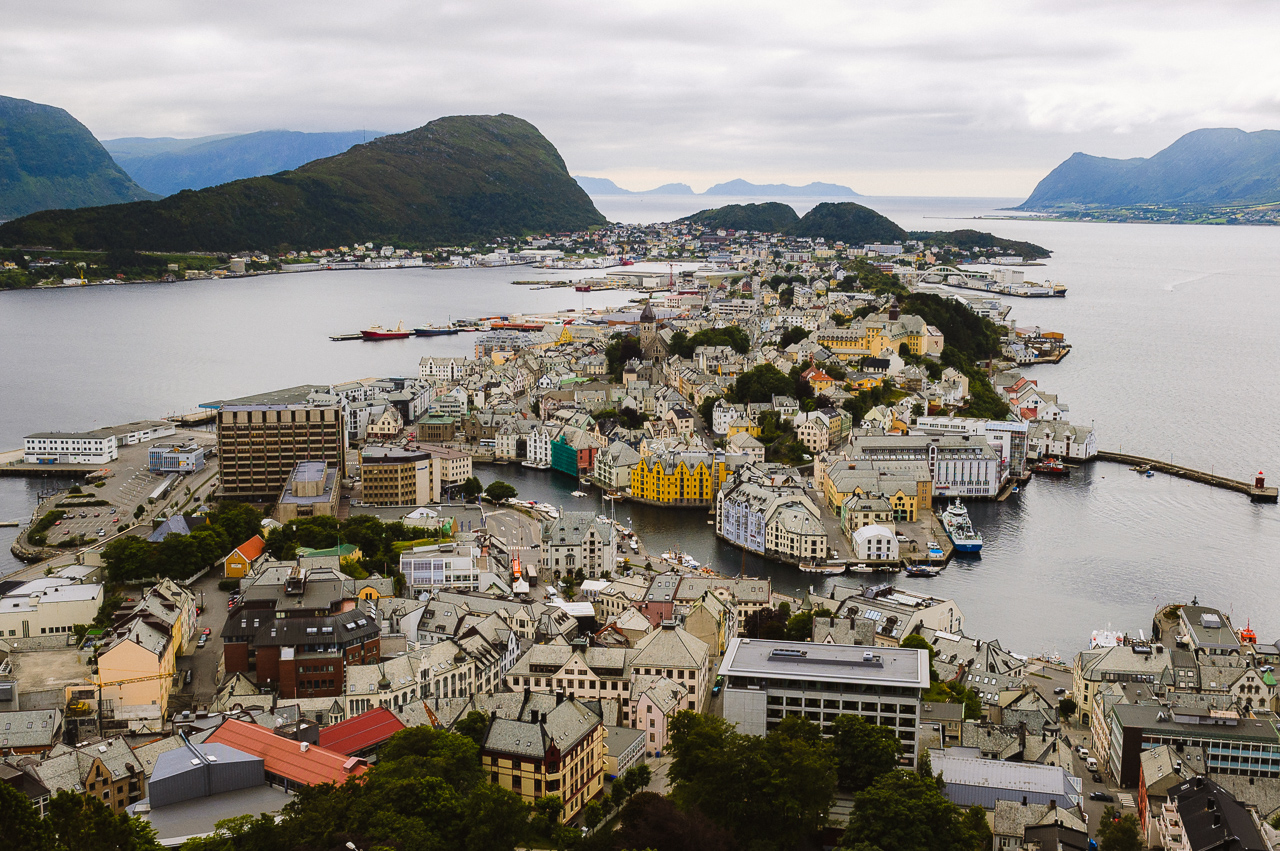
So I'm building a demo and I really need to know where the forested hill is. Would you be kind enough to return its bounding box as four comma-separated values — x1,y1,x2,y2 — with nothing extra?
0,114,605,251
1019,127,1280,210
0,95,156,220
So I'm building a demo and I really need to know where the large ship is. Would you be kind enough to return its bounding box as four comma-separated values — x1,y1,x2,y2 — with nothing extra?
361,322,412,340
939,499,983,553
413,324,460,337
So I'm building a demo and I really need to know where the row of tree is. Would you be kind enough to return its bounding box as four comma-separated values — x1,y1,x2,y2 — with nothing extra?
100,502,264,585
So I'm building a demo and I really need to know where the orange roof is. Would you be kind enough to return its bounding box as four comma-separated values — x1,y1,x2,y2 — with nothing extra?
207,718,367,786
318,707,405,755
233,535,267,561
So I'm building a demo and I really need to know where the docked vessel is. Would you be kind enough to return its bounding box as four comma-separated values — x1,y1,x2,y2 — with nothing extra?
799,562,846,575
848,563,900,574
940,499,983,553
361,322,412,340
660,550,701,570
413,324,460,337
1032,458,1068,476
905,565,940,577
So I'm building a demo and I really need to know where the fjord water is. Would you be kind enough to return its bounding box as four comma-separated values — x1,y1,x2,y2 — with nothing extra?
3,195,1279,655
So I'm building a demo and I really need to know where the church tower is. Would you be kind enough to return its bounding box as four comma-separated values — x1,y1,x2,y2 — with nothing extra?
639,301,658,356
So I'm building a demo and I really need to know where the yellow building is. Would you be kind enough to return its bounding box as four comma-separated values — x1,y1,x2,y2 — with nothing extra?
481,696,606,821
95,620,178,721
222,535,266,579
819,460,932,522
812,308,933,361
629,450,736,506
725,419,761,438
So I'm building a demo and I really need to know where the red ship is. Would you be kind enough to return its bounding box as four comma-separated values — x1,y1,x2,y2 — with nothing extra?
361,322,412,340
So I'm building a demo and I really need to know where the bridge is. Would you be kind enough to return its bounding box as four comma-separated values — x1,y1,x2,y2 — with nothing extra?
1094,451,1278,503
914,265,993,284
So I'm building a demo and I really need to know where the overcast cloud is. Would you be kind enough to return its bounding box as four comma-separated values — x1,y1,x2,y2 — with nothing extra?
5,0,1279,196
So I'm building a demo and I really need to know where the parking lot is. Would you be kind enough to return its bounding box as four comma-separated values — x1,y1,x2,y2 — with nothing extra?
31,430,218,548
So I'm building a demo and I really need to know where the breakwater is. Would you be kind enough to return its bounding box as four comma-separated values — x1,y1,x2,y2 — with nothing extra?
1094,451,1278,503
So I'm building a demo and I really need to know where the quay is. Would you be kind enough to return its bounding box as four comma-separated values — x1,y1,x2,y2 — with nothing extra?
165,410,217,426
1095,450,1279,503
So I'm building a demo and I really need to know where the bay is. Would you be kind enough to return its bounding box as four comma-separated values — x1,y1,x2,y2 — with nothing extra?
3,196,1279,657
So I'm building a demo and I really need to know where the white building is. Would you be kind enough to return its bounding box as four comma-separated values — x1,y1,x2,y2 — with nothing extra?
24,429,118,464
400,544,483,594
541,512,617,579
0,577,104,639
851,524,899,562
915,416,1030,479
718,639,929,766
1028,420,1097,461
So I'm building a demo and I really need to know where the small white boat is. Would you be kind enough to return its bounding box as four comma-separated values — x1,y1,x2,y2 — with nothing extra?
571,491,587,498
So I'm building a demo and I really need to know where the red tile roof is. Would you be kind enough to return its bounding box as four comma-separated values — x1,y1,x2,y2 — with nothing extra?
234,535,267,561
317,707,406,756
207,718,366,786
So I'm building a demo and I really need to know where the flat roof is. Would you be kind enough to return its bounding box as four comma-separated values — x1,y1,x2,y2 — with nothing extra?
928,749,1080,798
718,638,929,688
202,384,333,409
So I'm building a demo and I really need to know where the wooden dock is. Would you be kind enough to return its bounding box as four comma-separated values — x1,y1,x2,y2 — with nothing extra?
1095,451,1278,503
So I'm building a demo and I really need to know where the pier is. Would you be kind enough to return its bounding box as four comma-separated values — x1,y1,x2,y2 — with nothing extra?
1095,451,1279,503
165,410,217,426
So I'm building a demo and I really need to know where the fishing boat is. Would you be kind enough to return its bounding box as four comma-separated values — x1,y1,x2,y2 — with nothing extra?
413,324,460,337
361,322,412,340
905,565,940,577
1032,458,1068,476
848,563,900,574
940,499,983,553
660,550,701,569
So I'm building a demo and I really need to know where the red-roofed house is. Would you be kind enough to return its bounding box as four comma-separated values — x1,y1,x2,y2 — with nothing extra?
223,535,267,579
317,707,406,758
207,718,367,791
800,366,835,394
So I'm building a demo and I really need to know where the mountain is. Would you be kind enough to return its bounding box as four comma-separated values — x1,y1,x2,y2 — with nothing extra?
681,202,800,232
703,179,859,197
574,175,857,196
1019,128,1280,210
786,202,906,244
573,176,695,195
103,130,387,196
0,95,156,220
0,114,605,252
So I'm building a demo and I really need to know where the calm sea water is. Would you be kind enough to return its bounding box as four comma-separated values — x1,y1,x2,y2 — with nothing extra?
3,196,1278,657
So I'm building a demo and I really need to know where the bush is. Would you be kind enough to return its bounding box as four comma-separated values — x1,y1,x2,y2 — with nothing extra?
218,579,239,592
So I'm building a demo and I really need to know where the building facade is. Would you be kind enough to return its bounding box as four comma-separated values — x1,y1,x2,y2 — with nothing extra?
217,403,345,499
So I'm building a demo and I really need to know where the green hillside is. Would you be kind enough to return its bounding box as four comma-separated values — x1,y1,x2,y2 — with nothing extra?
0,114,605,251
682,202,800,232
785,201,907,244
909,229,1051,260
0,95,156,220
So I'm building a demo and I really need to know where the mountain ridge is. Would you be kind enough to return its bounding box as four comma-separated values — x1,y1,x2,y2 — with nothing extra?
1019,127,1280,210
0,95,157,219
575,175,858,197
105,130,388,196
0,114,605,251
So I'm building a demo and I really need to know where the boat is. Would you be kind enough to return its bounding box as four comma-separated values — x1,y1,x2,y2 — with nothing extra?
905,565,940,577
660,550,701,570
848,563,899,574
1032,458,1069,476
570,491,587,498
329,333,363,341
413,324,460,337
940,499,983,553
361,322,412,340
1145,470,1155,478
521,461,551,470
629,539,639,552
799,562,846,575
575,285,592,292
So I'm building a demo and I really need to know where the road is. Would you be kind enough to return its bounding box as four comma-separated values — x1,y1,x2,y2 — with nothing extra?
484,508,543,585
175,571,235,707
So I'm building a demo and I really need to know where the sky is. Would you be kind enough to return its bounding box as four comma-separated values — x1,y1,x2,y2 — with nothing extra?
5,0,1280,197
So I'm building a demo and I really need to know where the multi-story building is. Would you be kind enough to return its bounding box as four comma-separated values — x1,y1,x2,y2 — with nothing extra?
481,692,605,821
221,566,380,699
415,444,473,484
541,512,617,579
147,441,207,474
823,432,1002,502
915,416,1030,480
216,401,345,499
274,460,339,522
400,544,483,593
1105,703,1280,787
718,638,930,767
415,415,457,443
629,450,743,507
593,441,642,490
0,577,103,639
359,446,441,506
23,429,119,464
811,304,941,361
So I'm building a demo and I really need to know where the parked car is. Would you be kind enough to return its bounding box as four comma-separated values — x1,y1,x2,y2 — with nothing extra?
1053,686,1067,694
202,628,212,637
1078,747,1090,759
197,636,207,648
184,670,193,685
1092,772,1103,783
1089,791,1114,802
97,529,106,537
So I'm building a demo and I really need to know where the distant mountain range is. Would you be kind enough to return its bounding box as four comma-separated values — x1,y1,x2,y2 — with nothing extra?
575,176,859,197
0,95,156,220
1019,128,1280,210
0,114,605,252
102,130,387,196
681,201,905,243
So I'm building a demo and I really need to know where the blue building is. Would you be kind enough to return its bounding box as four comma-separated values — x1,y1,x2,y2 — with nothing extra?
148,441,206,474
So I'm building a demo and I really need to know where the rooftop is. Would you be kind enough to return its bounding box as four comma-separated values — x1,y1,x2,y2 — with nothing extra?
718,638,929,688
316,707,405,756
206,719,367,786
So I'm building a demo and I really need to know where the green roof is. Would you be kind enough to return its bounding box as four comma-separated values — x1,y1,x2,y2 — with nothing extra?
297,543,359,559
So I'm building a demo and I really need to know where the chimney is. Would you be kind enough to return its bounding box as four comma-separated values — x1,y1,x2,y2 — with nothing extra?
1212,813,1221,828
556,690,564,706
1206,796,1216,811
300,741,309,752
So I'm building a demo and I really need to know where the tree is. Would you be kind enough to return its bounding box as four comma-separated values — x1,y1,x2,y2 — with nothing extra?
778,325,809,349
46,789,163,851
622,763,651,795
484,480,518,502
377,725,484,792
461,476,484,501
0,780,49,851
784,609,815,642
611,792,734,851
101,535,155,583
207,501,263,546
1058,696,1078,720
733,364,794,404
901,633,938,681
583,799,604,830
453,710,490,749
1097,806,1143,851
842,769,982,851
830,714,901,792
